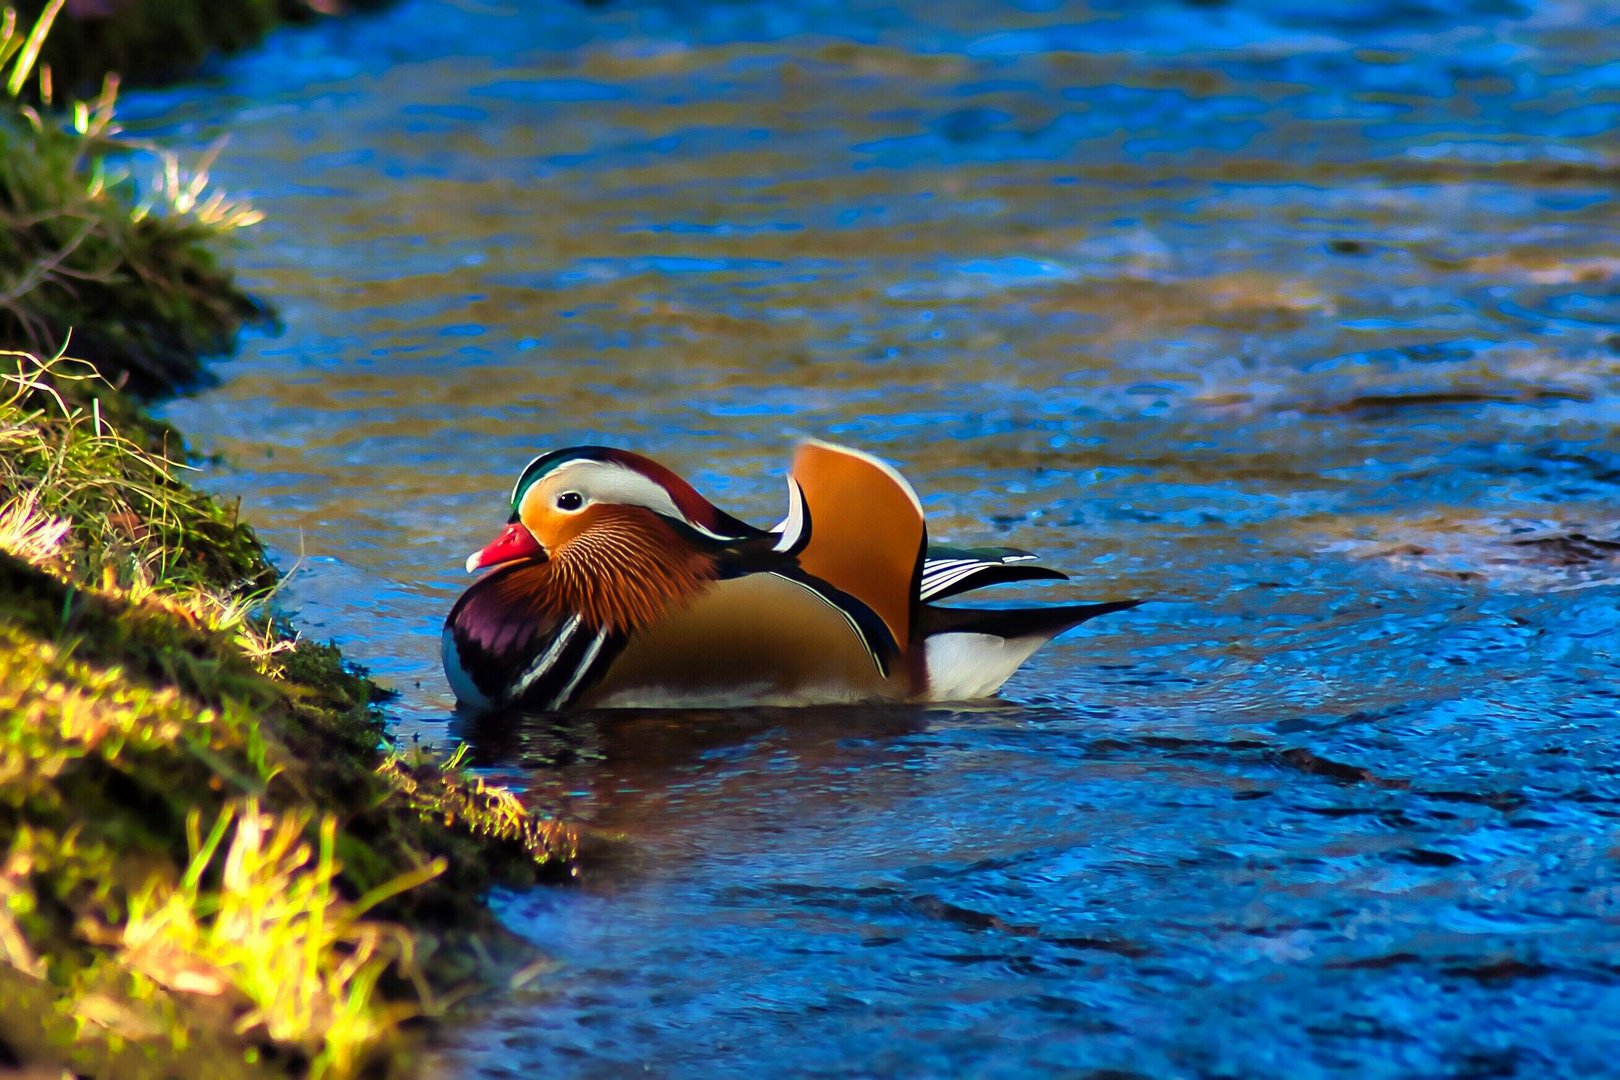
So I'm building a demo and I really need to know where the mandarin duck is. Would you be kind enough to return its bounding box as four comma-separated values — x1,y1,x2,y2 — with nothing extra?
442,441,1138,711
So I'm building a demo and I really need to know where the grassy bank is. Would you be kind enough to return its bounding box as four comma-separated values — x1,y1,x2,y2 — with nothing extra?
0,8,574,1077
0,1,269,395
10,0,390,94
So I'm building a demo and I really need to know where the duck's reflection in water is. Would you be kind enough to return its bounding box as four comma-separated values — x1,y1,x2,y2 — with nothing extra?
453,703,971,848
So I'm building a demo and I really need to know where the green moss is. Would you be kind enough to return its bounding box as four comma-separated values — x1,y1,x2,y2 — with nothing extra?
0,354,583,1075
0,366,582,1073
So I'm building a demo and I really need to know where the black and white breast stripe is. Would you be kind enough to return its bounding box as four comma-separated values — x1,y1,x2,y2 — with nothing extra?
506,615,621,711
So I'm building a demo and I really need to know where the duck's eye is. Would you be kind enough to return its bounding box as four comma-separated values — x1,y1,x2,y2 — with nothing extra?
555,491,584,512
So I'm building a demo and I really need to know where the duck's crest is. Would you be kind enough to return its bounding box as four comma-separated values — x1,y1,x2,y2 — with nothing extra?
510,445,763,540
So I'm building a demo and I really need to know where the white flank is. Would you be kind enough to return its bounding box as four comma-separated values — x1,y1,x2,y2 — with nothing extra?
922,632,1049,701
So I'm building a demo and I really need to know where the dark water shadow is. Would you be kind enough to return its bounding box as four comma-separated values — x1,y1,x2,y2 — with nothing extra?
450,701,961,846
454,700,946,771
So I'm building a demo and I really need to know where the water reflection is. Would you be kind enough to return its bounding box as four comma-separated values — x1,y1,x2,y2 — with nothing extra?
456,704,937,844
134,0,1620,1073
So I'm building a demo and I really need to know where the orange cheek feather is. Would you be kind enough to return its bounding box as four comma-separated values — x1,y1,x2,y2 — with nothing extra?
525,504,597,554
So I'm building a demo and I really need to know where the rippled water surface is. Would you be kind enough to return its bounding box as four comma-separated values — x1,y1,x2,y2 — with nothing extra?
137,0,1620,1074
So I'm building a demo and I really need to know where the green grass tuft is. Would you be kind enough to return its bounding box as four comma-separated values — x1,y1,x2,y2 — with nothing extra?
1,3,267,396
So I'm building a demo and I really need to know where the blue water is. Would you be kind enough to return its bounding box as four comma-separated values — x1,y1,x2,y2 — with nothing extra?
139,0,1620,1074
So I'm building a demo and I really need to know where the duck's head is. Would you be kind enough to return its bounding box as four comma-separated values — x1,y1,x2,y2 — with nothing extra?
464,445,764,574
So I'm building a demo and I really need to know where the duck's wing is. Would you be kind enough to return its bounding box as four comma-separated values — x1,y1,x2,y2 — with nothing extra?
919,544,1069,602
578,570,902,707
443,562,626,711
773,440,926,653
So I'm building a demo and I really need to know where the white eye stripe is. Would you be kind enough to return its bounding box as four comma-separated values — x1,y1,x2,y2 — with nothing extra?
519,459,737,540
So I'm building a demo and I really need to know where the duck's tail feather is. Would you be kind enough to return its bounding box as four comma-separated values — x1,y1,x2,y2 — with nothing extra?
919,545,1069,601
917,599,1141,701
918,599,1141,641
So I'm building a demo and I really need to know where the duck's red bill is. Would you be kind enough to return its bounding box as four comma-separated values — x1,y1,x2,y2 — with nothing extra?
465,522,544,573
